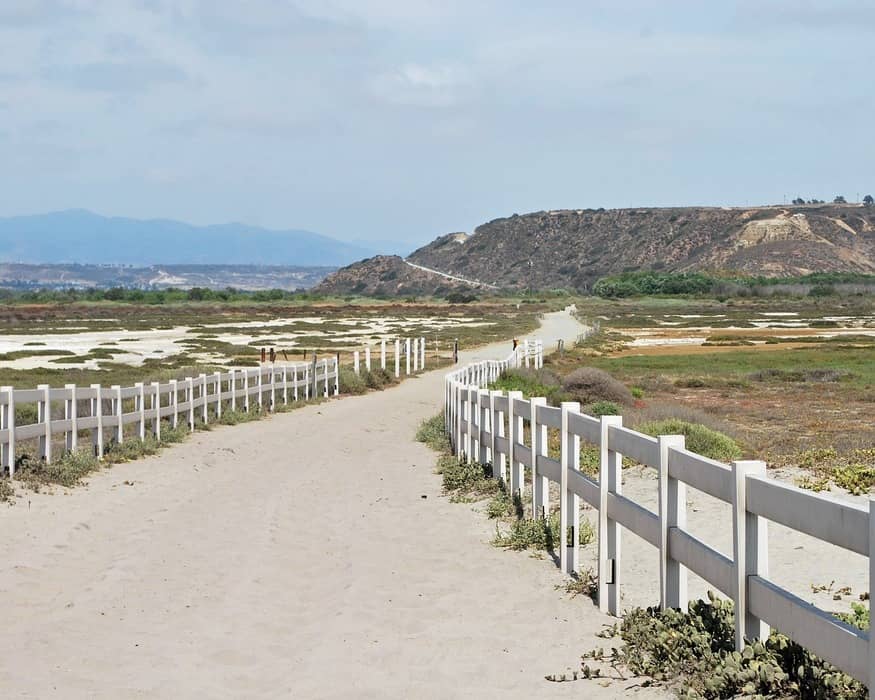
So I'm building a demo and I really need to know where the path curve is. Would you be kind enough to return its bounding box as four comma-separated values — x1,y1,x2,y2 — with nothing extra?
404,259,499,290
0,309,660,699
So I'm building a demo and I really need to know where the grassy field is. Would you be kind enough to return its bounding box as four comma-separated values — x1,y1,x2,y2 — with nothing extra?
538,295,875,494
0,297,547,388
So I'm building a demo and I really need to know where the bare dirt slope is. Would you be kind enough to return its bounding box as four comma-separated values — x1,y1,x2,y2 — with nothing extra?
2,311,663,699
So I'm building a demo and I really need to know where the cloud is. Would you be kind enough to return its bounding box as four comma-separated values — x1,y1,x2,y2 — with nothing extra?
43,58,191,92
368,63,470,107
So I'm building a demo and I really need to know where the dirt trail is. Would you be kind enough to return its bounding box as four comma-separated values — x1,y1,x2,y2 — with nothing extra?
0,309,658,699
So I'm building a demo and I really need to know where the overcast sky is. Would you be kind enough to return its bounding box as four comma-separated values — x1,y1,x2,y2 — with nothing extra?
1,1,873,251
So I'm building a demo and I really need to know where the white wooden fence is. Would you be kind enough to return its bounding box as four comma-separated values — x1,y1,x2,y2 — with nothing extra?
444,343,875,687
352,337,427,377
1,360,339,478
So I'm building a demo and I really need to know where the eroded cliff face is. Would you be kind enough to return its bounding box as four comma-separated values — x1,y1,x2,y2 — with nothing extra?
318,205,875,294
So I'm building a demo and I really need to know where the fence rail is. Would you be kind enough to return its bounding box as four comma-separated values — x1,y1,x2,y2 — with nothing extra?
444,343,875,687
1,359,340,477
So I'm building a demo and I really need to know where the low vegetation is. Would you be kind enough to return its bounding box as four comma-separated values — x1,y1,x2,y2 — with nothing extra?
557,592,867,698
637,419,743,462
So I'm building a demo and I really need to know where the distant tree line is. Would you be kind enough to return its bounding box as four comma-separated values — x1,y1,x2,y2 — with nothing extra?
791,195,872,205
592,271,875,299
0,286,320,304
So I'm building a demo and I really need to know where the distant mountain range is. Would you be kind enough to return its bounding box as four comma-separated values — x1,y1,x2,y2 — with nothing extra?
0,210,376,267
316,203,875,295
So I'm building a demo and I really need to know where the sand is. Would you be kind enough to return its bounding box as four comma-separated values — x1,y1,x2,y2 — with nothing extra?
1,309,665,699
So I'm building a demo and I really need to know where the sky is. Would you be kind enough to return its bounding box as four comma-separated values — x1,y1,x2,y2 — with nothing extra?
1,1,873,253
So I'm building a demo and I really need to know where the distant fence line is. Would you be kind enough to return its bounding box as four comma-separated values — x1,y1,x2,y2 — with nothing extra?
444,343,875,687
0,360,340,478
352,336,427,377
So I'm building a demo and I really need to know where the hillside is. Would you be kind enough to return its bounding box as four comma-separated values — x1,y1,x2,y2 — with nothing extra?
313,255,471,297
0,210,373,267
318,204,875,295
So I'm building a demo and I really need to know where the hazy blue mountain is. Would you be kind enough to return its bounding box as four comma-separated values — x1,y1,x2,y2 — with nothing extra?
0,210,375,266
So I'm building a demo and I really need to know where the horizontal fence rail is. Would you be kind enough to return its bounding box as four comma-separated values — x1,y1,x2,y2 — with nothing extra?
444,341,875,687
1,359,340,476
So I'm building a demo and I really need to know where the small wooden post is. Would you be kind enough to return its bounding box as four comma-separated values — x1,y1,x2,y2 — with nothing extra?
659,434,687,610
412,338,419,372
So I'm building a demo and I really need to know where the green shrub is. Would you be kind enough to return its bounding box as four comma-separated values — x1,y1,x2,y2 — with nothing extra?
577,592,866,698
16,449,100,488
493,513,594,551
0,477,14,502
339,367,367,394
439,455,494,494
416,414,449,452
561,367,632,406
492,368,561,400
586,400,622,416
637,419,742,462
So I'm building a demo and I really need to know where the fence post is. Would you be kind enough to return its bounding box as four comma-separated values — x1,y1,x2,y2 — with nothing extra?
256,368,263,411
530,397,548,519
421,336,426,368
136,382,146,440
477,388,488,465
353,351,360,375
524,339,530,368
870,497,875,688
151,382,161,440
169,379,179,427
1,386,15,477
658,434,687,610
65,384,78,452
560,401,580,574
489,390,500,479
200,374,209,423
495,390,507,482
304,363,310,400
91,384,104,458
599,415,624,614
381,339,387,370
323,358,329,397
242,371,250,411
310,355,318,398
37,384,52,463
215,372,223,418
733,460,770,650
187,377,195,429
395,339,400,378
466,385,475,463
292,365,299,402
228,369,237,412
365,346,372,372
334,357,340,395
268,366,276,412
507,391,524,497
406,338,411,375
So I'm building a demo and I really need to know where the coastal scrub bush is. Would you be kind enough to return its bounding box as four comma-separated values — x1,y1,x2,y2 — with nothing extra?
637,419,742,462
571,592,866,698
561,367,632,406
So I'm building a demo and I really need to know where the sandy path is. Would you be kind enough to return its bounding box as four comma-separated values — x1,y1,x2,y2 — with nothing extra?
0,310,660,699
